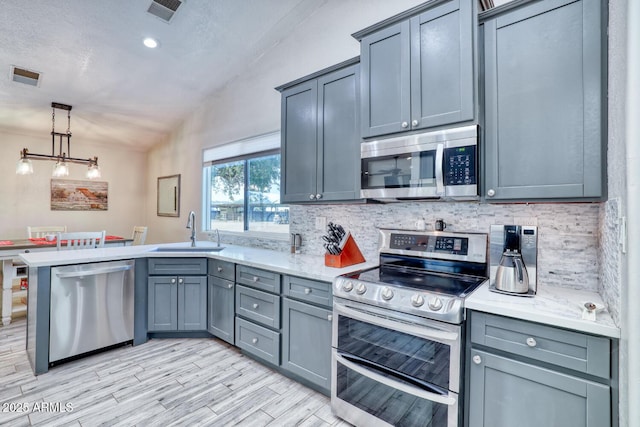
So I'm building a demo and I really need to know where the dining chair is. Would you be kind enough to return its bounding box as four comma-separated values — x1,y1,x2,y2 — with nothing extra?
56,231,106,250
132,226,148,245
27,226,67,238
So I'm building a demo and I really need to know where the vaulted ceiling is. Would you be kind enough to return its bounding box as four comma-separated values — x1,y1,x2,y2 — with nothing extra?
0,0,323,150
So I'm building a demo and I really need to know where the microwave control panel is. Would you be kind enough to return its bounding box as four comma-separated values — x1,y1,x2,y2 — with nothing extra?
444,145,476,186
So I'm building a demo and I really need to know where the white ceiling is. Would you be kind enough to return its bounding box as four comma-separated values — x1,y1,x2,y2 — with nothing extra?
0,0,322,151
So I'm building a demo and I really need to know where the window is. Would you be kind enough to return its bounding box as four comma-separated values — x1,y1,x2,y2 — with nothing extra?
202,132,288,234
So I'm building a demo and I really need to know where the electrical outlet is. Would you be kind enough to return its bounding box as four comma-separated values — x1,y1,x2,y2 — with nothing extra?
514,216,538,226
315,216,327,231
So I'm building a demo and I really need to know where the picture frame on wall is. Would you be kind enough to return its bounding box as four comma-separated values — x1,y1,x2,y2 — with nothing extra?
51,179,108,211
157,174,180,217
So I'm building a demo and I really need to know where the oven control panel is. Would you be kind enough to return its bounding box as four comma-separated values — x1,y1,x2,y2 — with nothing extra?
390,233,469,255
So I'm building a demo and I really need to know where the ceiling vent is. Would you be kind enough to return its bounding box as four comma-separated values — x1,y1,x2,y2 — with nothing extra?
147,0,182,23
11,66,41,87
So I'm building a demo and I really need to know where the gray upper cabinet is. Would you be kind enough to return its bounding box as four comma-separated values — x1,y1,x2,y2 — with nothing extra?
278,59,361,203
357,0,475,138
481,0,605,201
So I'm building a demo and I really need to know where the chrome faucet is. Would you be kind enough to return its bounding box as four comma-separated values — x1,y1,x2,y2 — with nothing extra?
214,228,220,247
186,211,196,247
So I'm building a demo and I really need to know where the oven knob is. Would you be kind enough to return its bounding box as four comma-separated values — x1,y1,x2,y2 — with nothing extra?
381,287,394,301
342,281,353,292
410,294,425,307
355,283,367,295
428,297,443,311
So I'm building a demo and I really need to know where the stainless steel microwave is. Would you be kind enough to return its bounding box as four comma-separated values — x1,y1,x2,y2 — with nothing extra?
361,125,478,200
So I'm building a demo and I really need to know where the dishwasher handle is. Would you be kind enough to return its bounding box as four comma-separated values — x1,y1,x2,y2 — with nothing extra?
55,264,133,278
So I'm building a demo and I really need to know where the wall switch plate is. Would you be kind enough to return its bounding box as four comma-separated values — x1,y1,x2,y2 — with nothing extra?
315,216,327,231
514,216,538,226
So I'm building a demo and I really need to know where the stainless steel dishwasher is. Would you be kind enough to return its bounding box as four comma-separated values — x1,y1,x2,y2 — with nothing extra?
50,259,135,363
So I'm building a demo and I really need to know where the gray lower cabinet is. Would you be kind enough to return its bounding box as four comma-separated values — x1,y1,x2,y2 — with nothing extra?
148,275,207,331
281,298,332,392
147,258,208,332
207,276,234,344
277,59,360,203
356,0,475,138
281,275,333,394
467,311,613,427
481,0,605,201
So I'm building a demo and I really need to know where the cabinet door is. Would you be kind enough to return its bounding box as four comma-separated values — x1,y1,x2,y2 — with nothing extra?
468,349,610,427
281,298,332,392
360,20,411,138
483,0,603,200
208,276,234,344
316,64,361,201
177,276,207,330
148,276,178,331
410,0,473,130
281,80,318,203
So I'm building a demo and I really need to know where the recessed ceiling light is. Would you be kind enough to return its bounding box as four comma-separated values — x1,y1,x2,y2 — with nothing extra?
143,37,159,48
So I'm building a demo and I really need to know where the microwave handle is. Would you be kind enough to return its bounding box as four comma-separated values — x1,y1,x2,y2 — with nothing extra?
435,143,445,196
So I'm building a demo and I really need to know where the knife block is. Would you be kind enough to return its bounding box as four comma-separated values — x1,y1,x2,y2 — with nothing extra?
324,233,365,268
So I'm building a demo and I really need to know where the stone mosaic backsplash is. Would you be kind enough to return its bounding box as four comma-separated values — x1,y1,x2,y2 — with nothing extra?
287,201,602,292
599,198,622,325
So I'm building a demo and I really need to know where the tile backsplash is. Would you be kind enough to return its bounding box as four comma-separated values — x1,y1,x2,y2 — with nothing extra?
288,201,602,292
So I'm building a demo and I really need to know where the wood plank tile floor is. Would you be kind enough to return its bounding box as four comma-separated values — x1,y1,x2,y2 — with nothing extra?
0,319,351,426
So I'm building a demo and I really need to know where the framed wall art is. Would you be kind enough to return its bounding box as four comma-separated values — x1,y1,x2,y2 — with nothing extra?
51,179,108,211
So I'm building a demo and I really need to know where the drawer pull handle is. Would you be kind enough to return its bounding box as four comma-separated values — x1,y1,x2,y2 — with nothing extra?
327,314,333,322
472,355,482,365
217,267,223,272
526,337,537,347
253,276,259,282
252,303,259,309
304,288,312,294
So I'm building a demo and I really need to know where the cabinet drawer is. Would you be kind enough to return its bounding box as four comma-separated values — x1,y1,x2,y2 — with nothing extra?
236,317,280,366
236,265,281,294
148,258,207,276
282,275,332,308
470,311,610,378
208,259,234,281
236,285,280,329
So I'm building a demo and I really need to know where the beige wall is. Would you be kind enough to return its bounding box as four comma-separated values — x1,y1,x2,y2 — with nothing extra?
0,129,147,240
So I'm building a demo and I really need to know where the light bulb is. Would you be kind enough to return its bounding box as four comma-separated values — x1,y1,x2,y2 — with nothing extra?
86,164,101,179
16,158,33,175
52,160,69,177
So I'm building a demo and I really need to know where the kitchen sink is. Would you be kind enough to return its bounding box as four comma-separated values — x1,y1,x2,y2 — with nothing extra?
150,246,225,252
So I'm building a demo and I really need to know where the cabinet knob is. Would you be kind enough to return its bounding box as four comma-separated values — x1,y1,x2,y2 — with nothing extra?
252,303,259,309
401,121,409,128
487,189,496,197
309,194,316,200
304,288,312,295
178,278,183,284
411,119,418,127
217,267,223,272
472,355,482,365
252,276,259,282
252,337,258,344
327,314,333,322
171,278,176,284
315,193,322,200
227,283,233,289
526,337,537,347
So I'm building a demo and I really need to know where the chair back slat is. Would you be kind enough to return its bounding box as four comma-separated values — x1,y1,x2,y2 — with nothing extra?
132,226,148,246
28,226,67,238
56,231,106,250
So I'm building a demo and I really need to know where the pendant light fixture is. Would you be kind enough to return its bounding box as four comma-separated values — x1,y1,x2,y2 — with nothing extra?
16,102,101,179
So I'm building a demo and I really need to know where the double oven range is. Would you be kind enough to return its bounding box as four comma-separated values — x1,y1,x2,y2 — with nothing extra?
331,229,488,427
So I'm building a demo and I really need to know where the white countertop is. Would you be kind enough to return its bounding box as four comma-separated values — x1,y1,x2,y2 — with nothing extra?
466,282,620,338
19,241,377,283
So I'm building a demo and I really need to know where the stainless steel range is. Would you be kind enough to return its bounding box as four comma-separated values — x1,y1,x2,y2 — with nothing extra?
331,229,488,427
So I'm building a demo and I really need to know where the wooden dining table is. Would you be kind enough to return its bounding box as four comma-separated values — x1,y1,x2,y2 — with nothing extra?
0,236,132,326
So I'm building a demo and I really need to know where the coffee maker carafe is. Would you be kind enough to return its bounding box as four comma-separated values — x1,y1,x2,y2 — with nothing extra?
489,225,538,296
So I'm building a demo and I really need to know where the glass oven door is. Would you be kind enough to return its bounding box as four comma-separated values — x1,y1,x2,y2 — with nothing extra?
331,299,461,427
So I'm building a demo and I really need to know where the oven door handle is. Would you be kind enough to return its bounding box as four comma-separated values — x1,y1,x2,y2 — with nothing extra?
334,302,459,344
334,352,457,406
